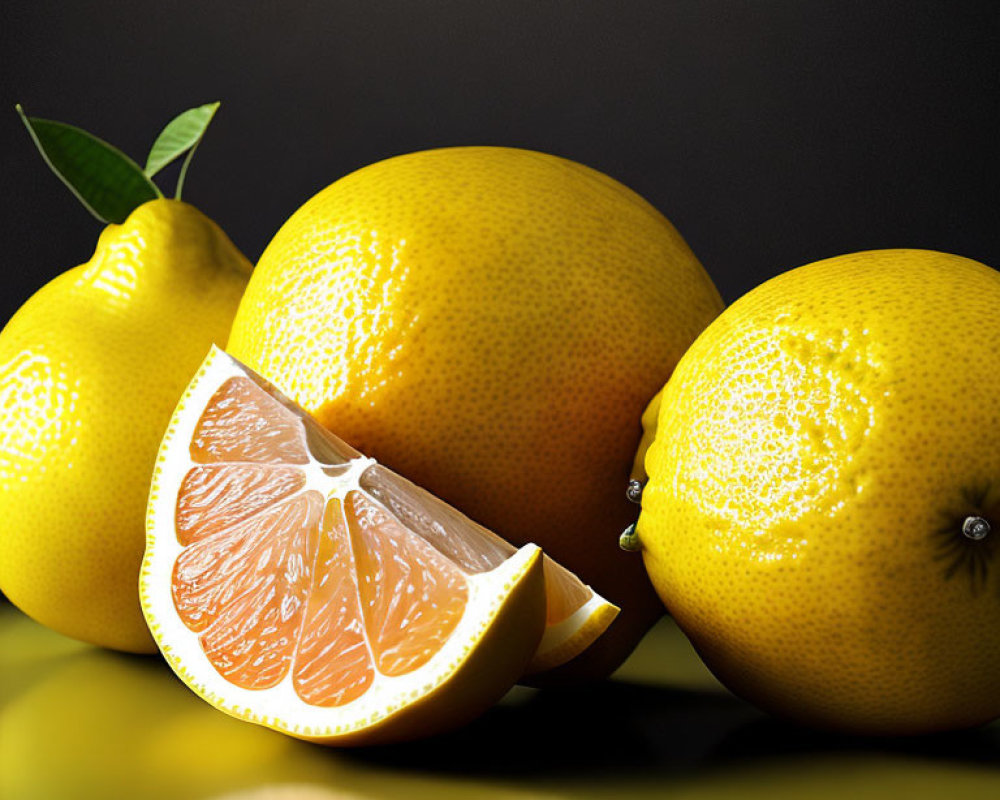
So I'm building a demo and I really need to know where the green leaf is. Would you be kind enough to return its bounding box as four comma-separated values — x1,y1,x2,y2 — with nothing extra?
144,102,219,198
16,104,162,224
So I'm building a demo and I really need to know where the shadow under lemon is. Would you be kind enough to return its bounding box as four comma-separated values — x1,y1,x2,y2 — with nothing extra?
348,619,1000,793
0,601,88,710
0,637,572,800
3,610,1000,800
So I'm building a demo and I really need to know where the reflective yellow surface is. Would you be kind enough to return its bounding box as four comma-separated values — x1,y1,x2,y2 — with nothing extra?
2,599,999,799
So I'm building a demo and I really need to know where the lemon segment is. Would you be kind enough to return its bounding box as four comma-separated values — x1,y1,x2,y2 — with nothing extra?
141,347,549,745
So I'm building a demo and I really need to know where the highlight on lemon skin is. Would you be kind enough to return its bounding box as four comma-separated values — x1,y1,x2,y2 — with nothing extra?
141,347,619,745
631,248,1000,736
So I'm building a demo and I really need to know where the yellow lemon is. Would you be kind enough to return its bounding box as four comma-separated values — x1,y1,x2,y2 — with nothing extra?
227,146,723,679
637,249,1000,734
0,200,251,652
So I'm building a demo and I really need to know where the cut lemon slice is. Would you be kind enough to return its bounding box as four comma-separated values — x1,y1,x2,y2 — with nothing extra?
353,447,618,676
141,348,545,745
140,347,610,745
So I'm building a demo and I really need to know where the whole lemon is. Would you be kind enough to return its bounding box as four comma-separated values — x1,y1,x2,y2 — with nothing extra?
227,146,723,678
0,200,251,652
637,249,1000,734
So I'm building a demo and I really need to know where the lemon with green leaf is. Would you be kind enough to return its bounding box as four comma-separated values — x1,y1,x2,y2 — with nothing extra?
0,104,251,652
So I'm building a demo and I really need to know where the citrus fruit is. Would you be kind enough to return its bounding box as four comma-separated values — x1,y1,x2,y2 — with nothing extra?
0,105,251,652
635,249,1000,734
227,146,724,679
0,200,250,652
140,346,571,745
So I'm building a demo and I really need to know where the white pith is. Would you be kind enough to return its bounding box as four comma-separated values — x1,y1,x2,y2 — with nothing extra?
140,346,540,738
537,592,613,655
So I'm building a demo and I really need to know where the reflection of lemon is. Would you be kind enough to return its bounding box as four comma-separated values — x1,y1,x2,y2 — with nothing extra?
0,604,87,710
228,147,723,678
638,250,1000,734
0,648,555,800
207,783,554,800
0,651,335,800
208,788,365,800
0,200,251,652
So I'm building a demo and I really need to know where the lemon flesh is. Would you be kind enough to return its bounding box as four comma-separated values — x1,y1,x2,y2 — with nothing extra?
140,346,547,745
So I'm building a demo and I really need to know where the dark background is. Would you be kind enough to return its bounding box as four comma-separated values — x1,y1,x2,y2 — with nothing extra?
1,1,998,325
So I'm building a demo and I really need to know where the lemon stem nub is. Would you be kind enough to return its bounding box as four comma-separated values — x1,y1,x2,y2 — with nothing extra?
619,523,642,552
962,516,991,541
626,480,644,505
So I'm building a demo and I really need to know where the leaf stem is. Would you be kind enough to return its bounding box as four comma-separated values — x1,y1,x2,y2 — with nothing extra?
175,137,198,200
